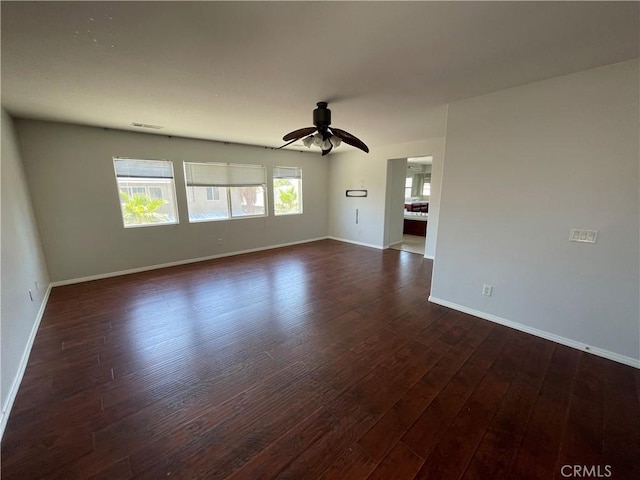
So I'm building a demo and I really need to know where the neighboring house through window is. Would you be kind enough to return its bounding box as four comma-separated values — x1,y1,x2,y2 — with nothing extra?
184,162,267,222
205,186,220,201
149,187,163,199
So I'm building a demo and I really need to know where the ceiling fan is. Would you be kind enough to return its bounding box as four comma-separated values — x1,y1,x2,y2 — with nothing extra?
279,102,369,156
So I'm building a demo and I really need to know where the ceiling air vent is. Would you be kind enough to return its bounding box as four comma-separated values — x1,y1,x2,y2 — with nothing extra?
131,122,164,129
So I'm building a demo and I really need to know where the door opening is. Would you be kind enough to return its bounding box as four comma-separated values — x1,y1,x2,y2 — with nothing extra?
385,155,432,255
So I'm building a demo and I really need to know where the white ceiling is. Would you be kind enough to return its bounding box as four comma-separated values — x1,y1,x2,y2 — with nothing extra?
2,2,638,152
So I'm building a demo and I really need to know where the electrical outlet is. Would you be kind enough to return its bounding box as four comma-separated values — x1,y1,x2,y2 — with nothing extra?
482,284,493,296
217,238,223,246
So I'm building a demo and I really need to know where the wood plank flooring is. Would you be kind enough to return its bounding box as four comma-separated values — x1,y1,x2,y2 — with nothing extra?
2,239,639,479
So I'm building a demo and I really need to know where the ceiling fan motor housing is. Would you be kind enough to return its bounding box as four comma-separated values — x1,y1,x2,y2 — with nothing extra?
313,102,331,129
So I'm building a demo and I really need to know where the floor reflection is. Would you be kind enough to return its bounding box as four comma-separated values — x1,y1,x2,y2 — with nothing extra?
389,234,426,255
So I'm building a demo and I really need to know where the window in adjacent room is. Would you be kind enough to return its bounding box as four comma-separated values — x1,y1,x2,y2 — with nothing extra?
273,166,303,215
113,158,179,228
184,162,267,222
420,171,432,197
405,176,413,199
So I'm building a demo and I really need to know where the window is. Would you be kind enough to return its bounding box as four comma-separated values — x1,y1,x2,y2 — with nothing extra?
273,166,302,216
405,177,413,199
120,186,146,197
205,186,220,201
229,185,266,217
422,182,431,196
113,158,178,228
184,162,267,222
149,187,163,199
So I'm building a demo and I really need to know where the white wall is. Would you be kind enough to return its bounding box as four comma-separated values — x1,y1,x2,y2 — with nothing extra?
431,60,640,365
329,136,445,258
15,120,329,282
425,124,446,259
1,110,50,434
384,158,408,247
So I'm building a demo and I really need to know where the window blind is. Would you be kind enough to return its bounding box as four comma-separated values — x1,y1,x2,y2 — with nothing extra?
114,158,174,179
273,166,302,179
184,162,267,187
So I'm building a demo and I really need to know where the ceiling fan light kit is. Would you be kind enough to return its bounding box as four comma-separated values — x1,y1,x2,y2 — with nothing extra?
280,102,369,156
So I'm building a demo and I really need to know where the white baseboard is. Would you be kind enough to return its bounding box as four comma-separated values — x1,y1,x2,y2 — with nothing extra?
0,284,53,439
428,296,640,369
424,254,434,260
51,237,329,287
327,236,384,250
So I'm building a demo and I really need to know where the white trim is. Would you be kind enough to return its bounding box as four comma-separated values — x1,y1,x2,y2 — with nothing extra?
428,296,640,369
1,284,53,439
424,254,434,260
50,237,329,287
327,236,384,250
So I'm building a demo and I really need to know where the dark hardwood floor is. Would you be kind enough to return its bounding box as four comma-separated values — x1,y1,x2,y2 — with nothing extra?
2,239,639,479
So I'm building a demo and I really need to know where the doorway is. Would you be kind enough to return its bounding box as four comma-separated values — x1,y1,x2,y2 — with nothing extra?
385,155,432,255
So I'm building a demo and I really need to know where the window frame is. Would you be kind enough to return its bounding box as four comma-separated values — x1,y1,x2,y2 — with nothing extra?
273,166,303,216
113,157,179,229
184,162,268,223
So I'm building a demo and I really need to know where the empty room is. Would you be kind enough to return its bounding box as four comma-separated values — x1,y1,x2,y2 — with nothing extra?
1,2,639,479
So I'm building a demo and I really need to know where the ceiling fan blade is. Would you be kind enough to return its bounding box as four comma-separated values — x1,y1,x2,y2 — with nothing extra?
277,137,301,149
330,127,370,153
283,126,317,142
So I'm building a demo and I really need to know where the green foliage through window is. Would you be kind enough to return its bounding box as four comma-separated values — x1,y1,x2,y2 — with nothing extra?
274,179,301,215
120,191,169,225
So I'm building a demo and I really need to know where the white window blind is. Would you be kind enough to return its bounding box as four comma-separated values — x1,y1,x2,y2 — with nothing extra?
273,166,302,179
185,162,266,187
114,158,174,178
